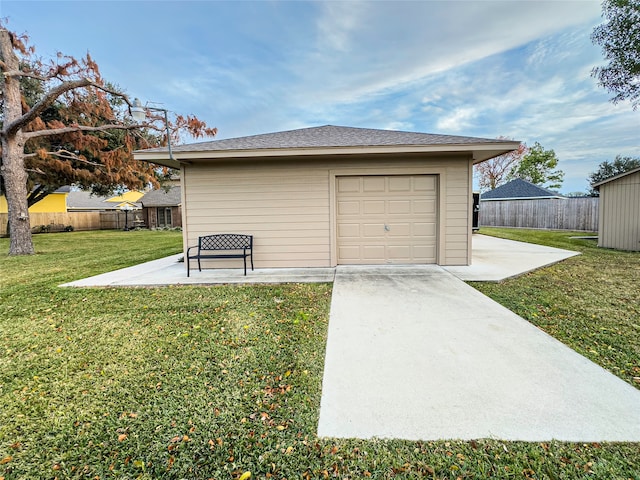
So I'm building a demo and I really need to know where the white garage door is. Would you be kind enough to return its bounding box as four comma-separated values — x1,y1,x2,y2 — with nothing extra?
336,175,438,264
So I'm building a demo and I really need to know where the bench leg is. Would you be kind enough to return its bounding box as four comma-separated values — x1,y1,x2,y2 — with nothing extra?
250,253,254,271
243,256,247,276
187,258,190,277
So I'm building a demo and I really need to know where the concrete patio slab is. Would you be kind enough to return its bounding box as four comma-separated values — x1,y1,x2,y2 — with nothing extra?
444,234,580,282
60,254,335,287
317,265,640,441
61,234,578,287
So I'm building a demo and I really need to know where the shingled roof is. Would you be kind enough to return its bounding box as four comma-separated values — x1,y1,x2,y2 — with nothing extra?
481,179,564,200
140,186,181,207
134,125,520,169
153,125,501,152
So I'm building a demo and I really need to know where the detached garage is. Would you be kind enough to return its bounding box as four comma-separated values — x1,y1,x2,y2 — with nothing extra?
594,166,640,252
135,125,518,269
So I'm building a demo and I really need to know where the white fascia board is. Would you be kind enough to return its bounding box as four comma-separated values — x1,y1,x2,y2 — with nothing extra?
481,196,566,201
133,141,520,166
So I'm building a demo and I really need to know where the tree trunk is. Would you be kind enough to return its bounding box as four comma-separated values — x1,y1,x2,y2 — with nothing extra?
1,28,35,255
2,136,34,255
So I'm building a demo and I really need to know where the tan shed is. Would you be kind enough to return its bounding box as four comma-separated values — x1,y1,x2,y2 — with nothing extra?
134,125,519,270
594,166,640,252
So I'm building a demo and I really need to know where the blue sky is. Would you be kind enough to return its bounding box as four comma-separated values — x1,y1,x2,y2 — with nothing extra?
2,0,638,194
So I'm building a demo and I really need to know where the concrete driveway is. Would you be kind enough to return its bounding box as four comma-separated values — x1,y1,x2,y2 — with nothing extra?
317,265,640,441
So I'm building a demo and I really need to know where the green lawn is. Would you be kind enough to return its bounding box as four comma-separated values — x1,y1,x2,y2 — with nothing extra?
1,229,639,479
472,228,640,390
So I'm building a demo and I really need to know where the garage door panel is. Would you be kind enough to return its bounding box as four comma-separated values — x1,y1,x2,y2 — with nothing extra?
414,222,437,237
338,223,360,238
413,245,436,259
389,200,411,214
336,175,438,264
363,223,385,237
337,177,361,193
389,176,411,192
388,245,411,260
414,175,437,191
387,223,411,236
363,245,385,259
338,245,360,262
363,200,385,214
338,201,360,215
363,176,385,192
413,199,436,214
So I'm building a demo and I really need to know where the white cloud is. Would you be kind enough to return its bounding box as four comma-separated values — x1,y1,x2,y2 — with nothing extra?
436,107,479,132
290,0,602,108
315,1,366,52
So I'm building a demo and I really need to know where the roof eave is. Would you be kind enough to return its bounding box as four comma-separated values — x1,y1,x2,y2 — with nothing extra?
592,166,640,189
133,142,519,166
481,195,565,201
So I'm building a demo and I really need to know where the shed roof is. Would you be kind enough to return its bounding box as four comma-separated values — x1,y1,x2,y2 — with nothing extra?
592,166,640,189
481,178,564,201
134,125,519,169
140,186,181,207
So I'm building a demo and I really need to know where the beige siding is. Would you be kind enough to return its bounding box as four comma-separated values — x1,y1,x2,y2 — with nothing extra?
182,155,473,268
598,171,640,251
443,162,472,265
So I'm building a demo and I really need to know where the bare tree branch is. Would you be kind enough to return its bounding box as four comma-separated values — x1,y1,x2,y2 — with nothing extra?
3,77,92,136
24,122,143,140
2,69,47,81
3,78,135,137
24,149,104,166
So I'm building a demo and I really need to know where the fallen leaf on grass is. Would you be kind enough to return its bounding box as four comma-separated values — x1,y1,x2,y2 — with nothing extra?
117,434,128,442
0,456,12,465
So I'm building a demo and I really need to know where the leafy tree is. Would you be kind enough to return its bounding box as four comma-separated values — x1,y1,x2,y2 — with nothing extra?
591,0,640,109
564,191,589,198
474,140,528,192
5,74,164,207
0,26,217,255
588,155,640,195
507,142,564,190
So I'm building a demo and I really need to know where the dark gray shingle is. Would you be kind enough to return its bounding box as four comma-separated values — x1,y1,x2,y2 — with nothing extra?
144,125,505,153
140,186,181,207
481,179,563,200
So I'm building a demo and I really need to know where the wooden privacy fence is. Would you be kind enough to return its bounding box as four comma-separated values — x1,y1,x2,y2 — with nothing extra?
479,197,599,232
0,211,133,236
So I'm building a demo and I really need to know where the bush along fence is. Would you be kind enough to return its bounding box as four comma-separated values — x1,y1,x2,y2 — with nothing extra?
479,197,599,232
0,211,139,236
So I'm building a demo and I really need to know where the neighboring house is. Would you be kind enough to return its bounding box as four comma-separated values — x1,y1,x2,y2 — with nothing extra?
66,191,144,229
139,186,182,229
66,191,143,212
0,186,70,213
480,178,565,201
134,125,518,268
104,190,145,205
66,191,114,212
478,179,599,231
1,188,145,214
593,166,640,251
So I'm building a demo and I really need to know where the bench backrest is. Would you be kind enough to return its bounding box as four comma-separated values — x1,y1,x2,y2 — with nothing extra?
199,234,252,251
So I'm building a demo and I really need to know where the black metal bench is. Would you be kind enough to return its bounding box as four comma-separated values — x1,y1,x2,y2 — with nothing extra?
186,234,254,277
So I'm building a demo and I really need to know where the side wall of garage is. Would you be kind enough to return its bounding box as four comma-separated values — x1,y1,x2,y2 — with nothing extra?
180,154,472,268
598,170,640,251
